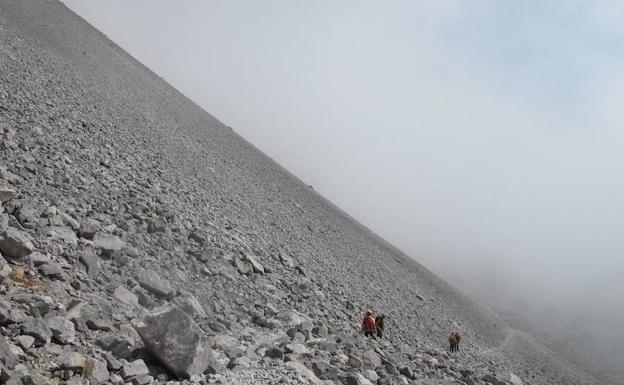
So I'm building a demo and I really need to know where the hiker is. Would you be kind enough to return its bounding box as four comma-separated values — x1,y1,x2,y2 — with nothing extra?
453,331,461,352
375,314,385,338
448,332,457,353
362,311,376,337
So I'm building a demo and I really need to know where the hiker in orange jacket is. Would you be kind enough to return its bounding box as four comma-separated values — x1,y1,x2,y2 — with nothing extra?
362,311,376,337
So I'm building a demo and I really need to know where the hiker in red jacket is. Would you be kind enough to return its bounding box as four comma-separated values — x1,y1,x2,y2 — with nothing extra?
362,311,376,337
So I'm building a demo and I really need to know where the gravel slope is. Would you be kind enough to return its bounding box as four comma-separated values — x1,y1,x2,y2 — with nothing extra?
0,0,602,384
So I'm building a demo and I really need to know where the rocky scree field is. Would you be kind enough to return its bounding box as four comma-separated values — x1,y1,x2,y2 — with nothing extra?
0,1,603,385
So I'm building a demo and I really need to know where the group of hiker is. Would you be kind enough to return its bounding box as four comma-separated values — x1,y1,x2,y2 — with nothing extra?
361,311,462,353
361,311,385,338
448,331,461,352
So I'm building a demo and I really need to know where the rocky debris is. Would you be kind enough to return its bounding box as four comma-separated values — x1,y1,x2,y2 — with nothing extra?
45,316,76,344
120,359,149,378
93,232,125,257
0,180,16,203
58,352,87,370
0,2,582,384
134,306,216,378
21,317,52,345
0,256,12,283
0,228,34,259
482,373,506,385
136,270,174,298
114,286,140,307
285,360,322,385
0,337,17,370
509,372,524,385
245,254,265,274
173,292,206,318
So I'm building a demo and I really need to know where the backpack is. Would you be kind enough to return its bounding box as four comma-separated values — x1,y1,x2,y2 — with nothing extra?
454,333,461,342
449,334,457,344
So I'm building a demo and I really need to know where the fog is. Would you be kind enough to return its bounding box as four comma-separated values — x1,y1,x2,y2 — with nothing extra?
61,0,624,372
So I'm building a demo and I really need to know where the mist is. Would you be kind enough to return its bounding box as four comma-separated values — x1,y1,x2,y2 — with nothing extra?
61,0,624,375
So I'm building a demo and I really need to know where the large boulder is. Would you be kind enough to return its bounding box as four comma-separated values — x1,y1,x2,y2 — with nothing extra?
133,306,216,378
0,228,34,259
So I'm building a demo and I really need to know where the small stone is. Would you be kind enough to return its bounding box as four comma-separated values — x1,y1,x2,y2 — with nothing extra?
21,317,53,344
83,357,109,384
79,219,100,239
121,359,149,379
264,347,284,360
86,319,114,332
38,262,65,280
22,374,57,385
58,352,87,370
136,270,174,298
114,286,139,307
244,255,264,274
15,335,35,350
173,293,206,318
93,232,125,257
46,316,76,344
0,336,17,370
0,227,34,259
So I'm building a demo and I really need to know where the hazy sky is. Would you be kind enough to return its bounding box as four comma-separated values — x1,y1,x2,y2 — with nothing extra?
61,0,624,329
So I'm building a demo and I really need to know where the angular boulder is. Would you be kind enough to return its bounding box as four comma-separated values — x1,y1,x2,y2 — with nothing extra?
133,306,215,378
93,232,125,257
0,228,34,259
136,270,174,298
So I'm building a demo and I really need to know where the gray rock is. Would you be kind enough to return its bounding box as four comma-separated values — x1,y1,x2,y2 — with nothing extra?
134,306,216,378
22,374,56,385
86,319,115,332
57,352,87,370
21,317,52,344
398,366,414,380
342,373,374,385
0,228,34,259
245,254,264,274
509,372,523,385
79,219,100,239
264,346,284,360
93,232,125,257
137,270,174,298
0,255,12,284
15,335,34,350
45,226,77,247
121,359,149,379
38,262,65,280
114,286,140,307
173,292,206,318
78,248,100,277
59,212,80,230
233,256,252,275
362,350,382,368
481,374,506,385
46,316,75,344
0,336,17,370
0,180,16,203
